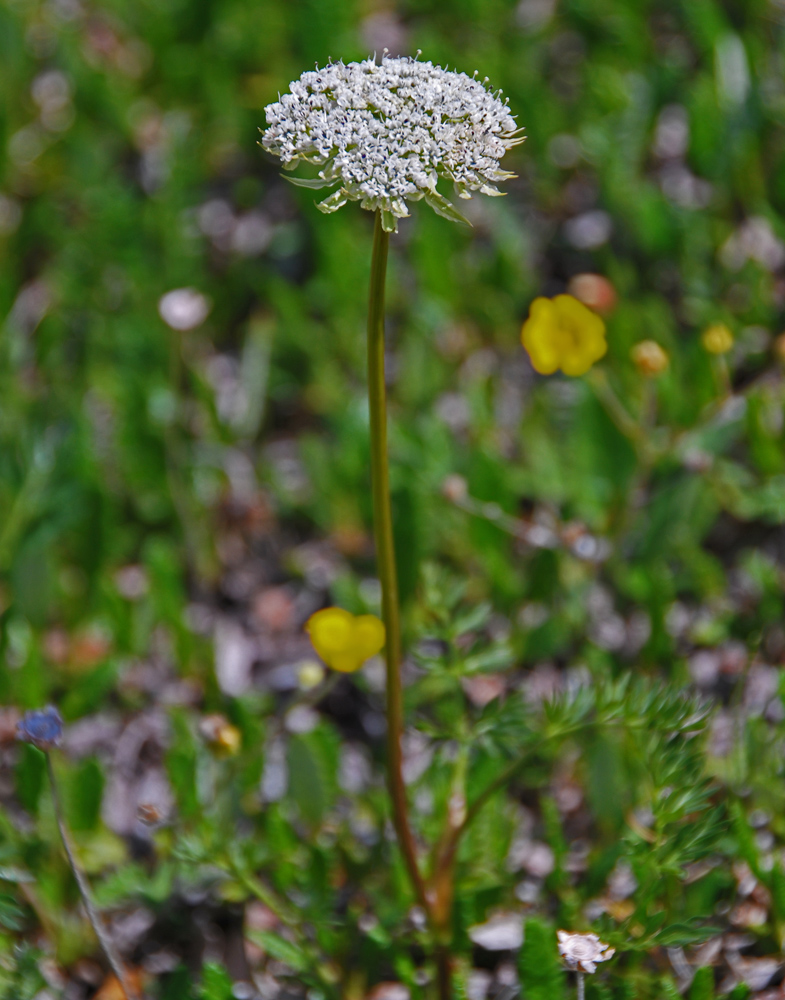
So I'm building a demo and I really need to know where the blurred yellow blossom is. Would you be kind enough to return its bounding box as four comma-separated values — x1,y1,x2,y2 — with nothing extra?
631,340,669,376
701,323,734,354
306,608,385,673
521,295,607,376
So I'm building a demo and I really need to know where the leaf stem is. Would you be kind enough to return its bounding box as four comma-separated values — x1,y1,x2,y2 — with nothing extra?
366,210,428,914
431,723,590,907
46,755,138,1000
227,860,300,930
431,737,549,889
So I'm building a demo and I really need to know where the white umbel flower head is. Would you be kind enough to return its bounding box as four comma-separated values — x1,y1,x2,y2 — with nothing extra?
557,931,615,975
261,54,523,233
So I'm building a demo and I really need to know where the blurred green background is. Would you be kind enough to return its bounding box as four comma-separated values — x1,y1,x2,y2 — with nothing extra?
2,0,785,674
3,0,785,997
3,0,785,658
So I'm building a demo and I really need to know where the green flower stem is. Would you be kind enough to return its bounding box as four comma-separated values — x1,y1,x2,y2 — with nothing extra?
366,210,428,912
586,369,643,446
713,353,732,398
46,755,138,1000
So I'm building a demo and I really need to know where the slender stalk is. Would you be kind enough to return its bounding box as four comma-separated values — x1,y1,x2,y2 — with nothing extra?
435,946,452,1000
46,756,138,1000
713,353,732,398
586,369,642,444
577,972,585,1000
366,210,427,914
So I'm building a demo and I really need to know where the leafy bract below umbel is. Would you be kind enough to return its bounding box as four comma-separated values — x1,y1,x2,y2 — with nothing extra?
261,54,523,232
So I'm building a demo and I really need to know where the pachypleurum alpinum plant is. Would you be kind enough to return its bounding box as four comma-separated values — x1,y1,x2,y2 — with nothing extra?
261,54,524,997
258,54,729,999
11,52,767,1000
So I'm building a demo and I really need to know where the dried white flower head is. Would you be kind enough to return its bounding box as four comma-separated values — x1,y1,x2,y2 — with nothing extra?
261,54,523,232
557,931,615,975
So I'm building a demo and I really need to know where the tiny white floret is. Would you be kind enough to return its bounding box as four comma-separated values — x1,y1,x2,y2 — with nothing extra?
557,930,615,975
261,54,523,232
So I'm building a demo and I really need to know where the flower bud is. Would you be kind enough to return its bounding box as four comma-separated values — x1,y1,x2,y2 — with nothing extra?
441,474,468,503
631,340,669,376
701,323,734,355
297,660,325,691
199,714,242,756
567,273,617,315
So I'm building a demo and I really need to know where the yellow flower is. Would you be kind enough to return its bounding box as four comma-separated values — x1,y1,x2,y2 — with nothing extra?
305,607,385,673
521,295,607,376
701,323,734,355
631,340,669,376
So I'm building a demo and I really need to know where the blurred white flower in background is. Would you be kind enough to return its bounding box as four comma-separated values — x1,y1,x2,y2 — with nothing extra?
564,210,612,249
515,0,557,32
0,194,22,235
157,287,210,330
31,70,74,132
468,913,524,951
720,217,785,272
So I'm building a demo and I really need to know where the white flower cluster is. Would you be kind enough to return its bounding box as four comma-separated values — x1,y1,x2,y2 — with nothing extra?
261,55,522,232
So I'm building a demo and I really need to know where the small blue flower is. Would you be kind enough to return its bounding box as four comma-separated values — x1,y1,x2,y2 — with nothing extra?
16,706,64,751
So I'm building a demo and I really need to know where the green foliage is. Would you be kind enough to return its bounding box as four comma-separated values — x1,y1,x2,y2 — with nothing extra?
13,746,44,817
64,757,104,833
519,918,565,1000
245,931,310,975
198,963,234,1000
727,985,751,1000
0,897,25,934
689,966,715,1000
286,726,339,829
167,709,200,820
0,945,47,1000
